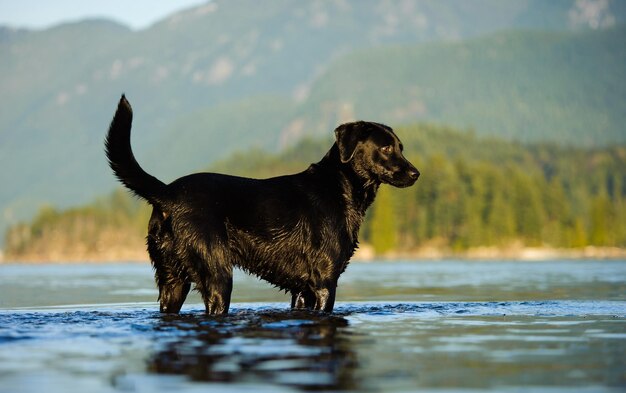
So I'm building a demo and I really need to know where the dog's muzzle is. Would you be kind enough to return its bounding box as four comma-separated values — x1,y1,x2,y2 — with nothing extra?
390,163,419,188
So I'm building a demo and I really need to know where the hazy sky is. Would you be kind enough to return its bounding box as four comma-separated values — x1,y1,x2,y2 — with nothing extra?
0,0,207,30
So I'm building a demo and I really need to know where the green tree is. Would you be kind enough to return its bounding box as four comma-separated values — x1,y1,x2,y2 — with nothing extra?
589,193,610,246
370,186,397,255
510,169,545,246
568,218,587,248
486,188,516,246
542,178,569,246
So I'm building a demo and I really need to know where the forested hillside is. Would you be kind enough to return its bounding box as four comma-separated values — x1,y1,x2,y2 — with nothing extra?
5,124,625,261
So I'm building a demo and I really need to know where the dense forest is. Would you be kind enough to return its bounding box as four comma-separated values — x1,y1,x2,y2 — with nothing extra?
4,123,625,261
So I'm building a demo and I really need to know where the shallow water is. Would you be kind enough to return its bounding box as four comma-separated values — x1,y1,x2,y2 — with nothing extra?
0,260,624,392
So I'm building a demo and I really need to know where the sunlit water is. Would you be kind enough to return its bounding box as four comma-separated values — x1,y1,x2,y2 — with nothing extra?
0,260,624,392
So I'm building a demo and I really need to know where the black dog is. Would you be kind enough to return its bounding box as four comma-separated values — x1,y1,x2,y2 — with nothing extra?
105,95,418,314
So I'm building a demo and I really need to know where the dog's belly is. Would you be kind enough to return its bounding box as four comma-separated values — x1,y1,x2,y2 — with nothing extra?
225,223,341,292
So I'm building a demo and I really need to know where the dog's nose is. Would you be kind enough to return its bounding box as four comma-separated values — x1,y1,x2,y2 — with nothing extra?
408,168,420,180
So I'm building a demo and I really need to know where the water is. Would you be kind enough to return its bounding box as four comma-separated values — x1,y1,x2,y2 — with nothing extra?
0,260,624,392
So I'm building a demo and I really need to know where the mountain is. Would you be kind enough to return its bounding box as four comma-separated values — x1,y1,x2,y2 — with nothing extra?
291,27,626,145
1,0,625,242
151,25,626,179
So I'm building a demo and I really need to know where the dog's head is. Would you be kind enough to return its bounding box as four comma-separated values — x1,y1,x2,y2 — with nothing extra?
335,121,419,188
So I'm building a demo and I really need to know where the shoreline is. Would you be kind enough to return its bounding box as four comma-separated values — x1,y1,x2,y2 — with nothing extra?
354,245,626,262
2,245,626,264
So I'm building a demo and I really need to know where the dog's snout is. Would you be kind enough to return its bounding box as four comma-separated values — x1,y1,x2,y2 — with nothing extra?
408,167,420,180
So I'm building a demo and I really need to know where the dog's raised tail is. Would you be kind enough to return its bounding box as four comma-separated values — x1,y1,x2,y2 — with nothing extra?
105,95,167,207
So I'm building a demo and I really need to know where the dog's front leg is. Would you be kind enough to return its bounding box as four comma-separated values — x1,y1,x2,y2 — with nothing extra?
290,286,335,312
313,284,337,313
290,289,315,310
199,274,233,315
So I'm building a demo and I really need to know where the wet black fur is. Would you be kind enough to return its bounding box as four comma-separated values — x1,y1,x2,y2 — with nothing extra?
105,95,419,314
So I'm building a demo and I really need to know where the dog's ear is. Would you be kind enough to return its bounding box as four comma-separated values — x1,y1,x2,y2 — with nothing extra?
334,122,362,163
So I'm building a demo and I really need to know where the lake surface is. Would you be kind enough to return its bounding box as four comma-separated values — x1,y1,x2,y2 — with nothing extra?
0,260,624,392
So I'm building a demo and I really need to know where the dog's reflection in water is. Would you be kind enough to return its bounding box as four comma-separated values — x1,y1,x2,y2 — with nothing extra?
148,308,357,390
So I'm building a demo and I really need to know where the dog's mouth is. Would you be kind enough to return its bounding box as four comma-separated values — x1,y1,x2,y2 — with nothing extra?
383,169,419,188
387,177,418,188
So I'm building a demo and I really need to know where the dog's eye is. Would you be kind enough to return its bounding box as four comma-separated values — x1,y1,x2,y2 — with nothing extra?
380,145,393,154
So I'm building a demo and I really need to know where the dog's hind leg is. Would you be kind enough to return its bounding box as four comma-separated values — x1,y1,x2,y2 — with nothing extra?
148,209,191,314
159,280,191,314
151,259,192,314
152,254,192,313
